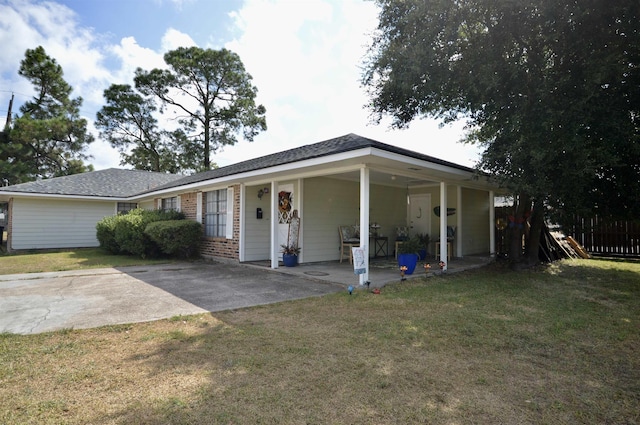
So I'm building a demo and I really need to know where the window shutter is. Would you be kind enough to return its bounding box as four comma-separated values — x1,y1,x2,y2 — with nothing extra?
176,195,181,212
157,199,162,210
226,187,234,239
196,192,202,223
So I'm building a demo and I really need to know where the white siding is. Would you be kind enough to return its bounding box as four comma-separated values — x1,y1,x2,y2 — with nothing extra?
243,185,272,261
139,200,155,210
302,177,360,262
12,198,116,250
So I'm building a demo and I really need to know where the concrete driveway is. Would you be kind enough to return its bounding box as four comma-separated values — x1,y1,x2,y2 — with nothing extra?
0,261,343,335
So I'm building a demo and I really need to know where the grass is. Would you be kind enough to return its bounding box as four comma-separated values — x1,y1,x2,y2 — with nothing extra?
1,258,639,424
0,248,171,275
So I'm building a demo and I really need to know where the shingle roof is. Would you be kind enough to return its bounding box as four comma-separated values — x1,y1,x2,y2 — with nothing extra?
0,168,183,198
0,134,478,198
147,133,475,193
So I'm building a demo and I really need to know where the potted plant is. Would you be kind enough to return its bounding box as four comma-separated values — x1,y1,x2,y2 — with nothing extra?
415,233,430,260
280,244,301,267
396,236,421,274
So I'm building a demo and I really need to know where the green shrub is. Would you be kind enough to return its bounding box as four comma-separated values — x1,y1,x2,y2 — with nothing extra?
145,220,202,258
96,208,186,258
96,215,120,254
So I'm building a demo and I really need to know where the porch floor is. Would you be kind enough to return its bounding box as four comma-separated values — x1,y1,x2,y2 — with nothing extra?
242,255,494,289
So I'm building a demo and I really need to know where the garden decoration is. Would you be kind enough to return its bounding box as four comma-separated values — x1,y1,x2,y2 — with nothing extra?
439,261,446,270
424,263,431,275
400,265,408,281
348,285,354,295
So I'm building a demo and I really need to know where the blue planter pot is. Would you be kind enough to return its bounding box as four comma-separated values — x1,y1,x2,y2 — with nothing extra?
282,253,298,267
397,253,418,274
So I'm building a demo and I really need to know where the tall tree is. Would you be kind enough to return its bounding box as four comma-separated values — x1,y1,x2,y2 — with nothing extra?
96,84,185,173
1,46,94,183
363,0,639,265
134,47,267,171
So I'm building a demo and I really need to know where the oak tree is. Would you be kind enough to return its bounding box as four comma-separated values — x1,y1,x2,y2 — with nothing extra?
363,0,639,265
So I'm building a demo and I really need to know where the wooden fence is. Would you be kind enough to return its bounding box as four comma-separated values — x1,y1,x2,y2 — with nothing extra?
569,216,640,258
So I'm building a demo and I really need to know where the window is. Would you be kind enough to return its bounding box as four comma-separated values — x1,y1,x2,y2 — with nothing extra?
117,202,137,215
205,189,227,237
161,197,177,211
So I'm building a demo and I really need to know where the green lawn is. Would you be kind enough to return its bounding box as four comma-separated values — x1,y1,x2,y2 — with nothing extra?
1,258,638,424
0,247,171,275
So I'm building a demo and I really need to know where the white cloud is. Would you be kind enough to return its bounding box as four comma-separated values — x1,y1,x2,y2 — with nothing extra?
161,28,197,51
1,0,480,172
110,36,166,83
218,0,480,168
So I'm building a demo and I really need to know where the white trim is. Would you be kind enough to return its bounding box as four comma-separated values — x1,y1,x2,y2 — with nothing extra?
225,187,234,239
196,192,202,223
0,192,130,202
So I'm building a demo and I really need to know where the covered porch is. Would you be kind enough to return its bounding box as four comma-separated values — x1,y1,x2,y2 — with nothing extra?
244,255,494,288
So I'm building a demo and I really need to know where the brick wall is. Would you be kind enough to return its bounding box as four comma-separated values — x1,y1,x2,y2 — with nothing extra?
180,193,198,221
198,184,241,260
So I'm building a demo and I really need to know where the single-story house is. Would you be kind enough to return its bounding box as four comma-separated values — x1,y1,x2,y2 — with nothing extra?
0,133,504,280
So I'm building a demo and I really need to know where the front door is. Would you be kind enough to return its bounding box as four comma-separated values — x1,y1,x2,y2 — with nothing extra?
409,194,431,238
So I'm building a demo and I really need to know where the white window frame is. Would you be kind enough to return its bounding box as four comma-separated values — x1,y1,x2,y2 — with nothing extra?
161,197,178,211
116,202,138,215
205,189,228,238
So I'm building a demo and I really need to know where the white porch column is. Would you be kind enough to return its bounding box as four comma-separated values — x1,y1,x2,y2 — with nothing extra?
489,190,496,257
456,185,463,258
440,181,448,271
359,167,370,285
297,178,304,263
238,184,245,262
270,180,279,269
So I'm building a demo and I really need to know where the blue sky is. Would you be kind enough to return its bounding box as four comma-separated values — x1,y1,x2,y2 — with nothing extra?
0,0,481,171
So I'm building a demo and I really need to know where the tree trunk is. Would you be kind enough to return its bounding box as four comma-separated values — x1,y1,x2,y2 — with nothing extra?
508,193,531,267
525,198,545,266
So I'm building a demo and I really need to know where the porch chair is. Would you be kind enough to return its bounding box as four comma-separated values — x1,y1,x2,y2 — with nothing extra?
435,226,456,261
339,225,360,264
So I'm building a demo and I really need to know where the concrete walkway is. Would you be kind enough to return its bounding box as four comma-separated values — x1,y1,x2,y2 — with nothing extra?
0,256,492,335
0,262,342,335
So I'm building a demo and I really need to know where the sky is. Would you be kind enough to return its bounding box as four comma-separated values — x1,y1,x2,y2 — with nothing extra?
0,0,482,172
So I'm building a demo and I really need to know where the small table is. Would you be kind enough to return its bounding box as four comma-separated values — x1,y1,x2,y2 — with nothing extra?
373,236,388,258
